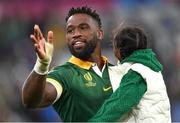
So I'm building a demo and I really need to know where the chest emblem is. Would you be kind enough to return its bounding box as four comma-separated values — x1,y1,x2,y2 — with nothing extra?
84,72,92,81
84,72,96,87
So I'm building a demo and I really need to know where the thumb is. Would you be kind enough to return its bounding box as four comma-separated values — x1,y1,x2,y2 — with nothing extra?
47,31,53,44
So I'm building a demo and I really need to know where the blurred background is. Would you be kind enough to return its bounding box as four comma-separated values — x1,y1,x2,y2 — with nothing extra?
0,0,180,122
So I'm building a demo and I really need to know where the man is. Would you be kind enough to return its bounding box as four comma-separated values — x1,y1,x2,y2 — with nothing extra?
22,6,113,122
89,26,171,122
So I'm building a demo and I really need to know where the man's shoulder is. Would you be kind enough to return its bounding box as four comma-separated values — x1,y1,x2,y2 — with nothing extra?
53,62,72,68
49,62,74,73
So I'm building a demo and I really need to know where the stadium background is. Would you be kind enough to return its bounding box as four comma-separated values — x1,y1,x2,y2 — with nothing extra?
0,0,179,122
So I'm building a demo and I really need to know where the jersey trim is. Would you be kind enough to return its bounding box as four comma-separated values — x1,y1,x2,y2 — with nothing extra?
46,78,63,104
68,55,108,70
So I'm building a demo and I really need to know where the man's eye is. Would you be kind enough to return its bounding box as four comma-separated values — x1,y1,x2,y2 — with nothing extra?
81,27,85,30
80,25,88,30
67,29,73,33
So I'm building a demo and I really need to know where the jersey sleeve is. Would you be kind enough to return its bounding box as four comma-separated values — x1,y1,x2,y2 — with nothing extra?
46,68,63,103
89,69,147,122
46,65,72,103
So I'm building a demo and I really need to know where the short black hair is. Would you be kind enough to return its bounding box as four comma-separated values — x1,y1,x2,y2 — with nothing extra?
65,6,102,28
113,26,148,60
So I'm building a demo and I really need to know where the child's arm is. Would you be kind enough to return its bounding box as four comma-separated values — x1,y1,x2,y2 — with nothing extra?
89,69,147,122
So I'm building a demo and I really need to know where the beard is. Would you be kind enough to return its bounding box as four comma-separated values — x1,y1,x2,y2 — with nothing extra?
68,36,98,60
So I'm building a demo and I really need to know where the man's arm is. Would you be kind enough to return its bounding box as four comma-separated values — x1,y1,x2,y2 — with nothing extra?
22,25,58,108
22,71,57,108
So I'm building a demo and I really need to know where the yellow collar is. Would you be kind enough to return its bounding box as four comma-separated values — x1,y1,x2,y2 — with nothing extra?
68,56,108,69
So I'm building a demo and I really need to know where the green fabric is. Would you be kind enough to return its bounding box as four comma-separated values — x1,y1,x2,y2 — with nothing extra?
89,70,147,122
89,49,161,122
121,49,162,72
47,62,113,122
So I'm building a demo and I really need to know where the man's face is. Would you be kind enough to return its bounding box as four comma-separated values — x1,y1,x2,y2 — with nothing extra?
66,13,102,60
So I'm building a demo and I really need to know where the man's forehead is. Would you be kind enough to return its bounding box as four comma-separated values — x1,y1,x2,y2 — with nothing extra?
66,13,96,27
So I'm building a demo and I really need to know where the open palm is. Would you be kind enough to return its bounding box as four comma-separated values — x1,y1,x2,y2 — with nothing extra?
30,25,54,60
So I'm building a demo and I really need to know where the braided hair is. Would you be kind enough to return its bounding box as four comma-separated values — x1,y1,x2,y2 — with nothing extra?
113,26,148,60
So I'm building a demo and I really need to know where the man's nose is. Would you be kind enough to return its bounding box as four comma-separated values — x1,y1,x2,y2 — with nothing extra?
73,29,82,38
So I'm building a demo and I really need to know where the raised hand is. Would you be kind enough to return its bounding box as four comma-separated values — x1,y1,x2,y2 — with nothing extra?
30,25,54,75
30,25,54,62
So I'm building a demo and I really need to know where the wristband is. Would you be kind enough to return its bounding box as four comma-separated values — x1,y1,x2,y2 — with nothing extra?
33,41,54,75
34,57,50,75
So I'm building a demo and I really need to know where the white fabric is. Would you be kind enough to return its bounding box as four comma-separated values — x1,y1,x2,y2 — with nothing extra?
126,63,171,123
109,62,133,92
92,63,106,77
109,63,171,123
34,57,50,75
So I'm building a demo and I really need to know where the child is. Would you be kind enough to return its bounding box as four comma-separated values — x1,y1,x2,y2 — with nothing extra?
89,26,171,122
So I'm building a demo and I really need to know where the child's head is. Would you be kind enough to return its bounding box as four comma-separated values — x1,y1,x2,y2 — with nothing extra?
113,26,148,61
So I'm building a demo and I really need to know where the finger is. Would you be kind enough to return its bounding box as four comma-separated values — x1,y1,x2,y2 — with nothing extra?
34,44,45,59
34,44,39,51
36,25,44,39
30,34,39,44
34,44,40,55
34,25,39,40
47,31,53,44
34,25,44,40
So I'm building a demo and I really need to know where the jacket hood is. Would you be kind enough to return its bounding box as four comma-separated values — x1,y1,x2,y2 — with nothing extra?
121,49,163,72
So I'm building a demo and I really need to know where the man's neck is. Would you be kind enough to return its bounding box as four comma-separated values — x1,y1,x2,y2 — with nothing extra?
89,45,104,70
89,55,105,71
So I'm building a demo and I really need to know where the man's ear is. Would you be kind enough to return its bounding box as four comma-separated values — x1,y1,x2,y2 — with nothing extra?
97,29,104,40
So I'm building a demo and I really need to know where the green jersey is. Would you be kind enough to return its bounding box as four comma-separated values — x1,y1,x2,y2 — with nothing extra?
47,56,113,121
89,49,163,122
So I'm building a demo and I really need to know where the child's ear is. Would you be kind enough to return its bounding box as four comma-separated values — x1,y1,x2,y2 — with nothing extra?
114,48,121,61
97,30,104,40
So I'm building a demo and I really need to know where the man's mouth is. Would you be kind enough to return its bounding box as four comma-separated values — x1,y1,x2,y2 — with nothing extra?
73,41,85,49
